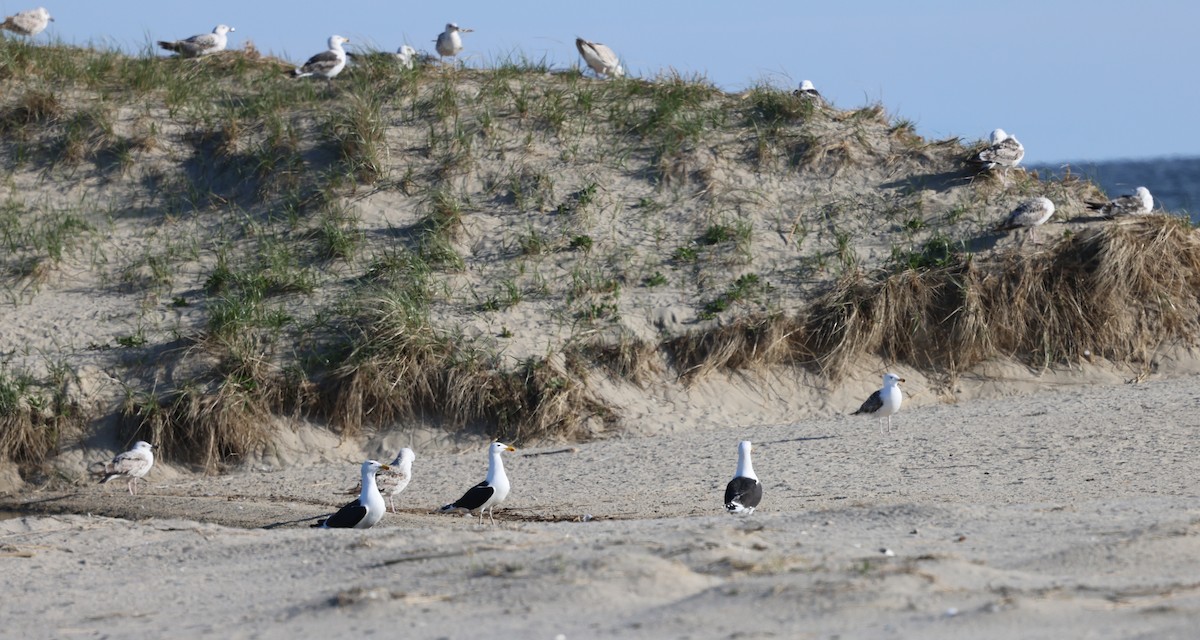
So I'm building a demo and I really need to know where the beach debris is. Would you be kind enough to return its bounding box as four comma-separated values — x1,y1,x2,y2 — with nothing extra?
313,460,391,529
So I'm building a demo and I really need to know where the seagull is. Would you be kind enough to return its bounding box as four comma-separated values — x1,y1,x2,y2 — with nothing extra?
1087,186,1153,218
853,373,906,434
1,7,52,37
996,196,1056,243
439,442,515,525
377,447,415,513
575,37,624,78
291,35,350,81
395,45,418,69
969,128,1025,183
793,80,821,101
99,441,155,495
157,24,234,58
435,23,472,63
724,441,763,515
314,460,392,529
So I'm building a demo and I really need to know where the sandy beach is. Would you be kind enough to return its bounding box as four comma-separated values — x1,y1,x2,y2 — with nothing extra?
5,373,1199,639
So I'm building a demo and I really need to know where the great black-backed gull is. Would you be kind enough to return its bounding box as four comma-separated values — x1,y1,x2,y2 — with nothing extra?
1,7,52,37
1088,186,1153,218
435,23,472,63
793,80,821,101
576,37,624,78
724,441,763,515
291,35,349,81
99,441,155,495
439,442,515,525
314,460,391,529
853,373,906,434
378,447,415,513
157,24,234,58
997,196,1056,243
969,128,1025,182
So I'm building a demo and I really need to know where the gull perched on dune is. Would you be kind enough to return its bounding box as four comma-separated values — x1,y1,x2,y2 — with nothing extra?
157,24,234,58
1,7,53,37
853,373,905,434
969,128,1025,182
793,79,821,101
314,460,391,529
724,441,763,515
435,23,472,63
377,447,415,513
439,442,515,525
1087,186,1153,218
291,35,349,81
576,37,624,78
99,441,154,495
997,196,1056,243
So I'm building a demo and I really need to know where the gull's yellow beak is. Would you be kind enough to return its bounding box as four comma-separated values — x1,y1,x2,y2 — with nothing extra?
379,464,391,471
505,445,516,452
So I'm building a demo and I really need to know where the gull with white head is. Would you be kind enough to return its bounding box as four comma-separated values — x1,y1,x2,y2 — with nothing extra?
435,23,472,64
291,35,350,82
157,24,234,58
1,7,53,37
377,447,416,513
724,441,763,515
794,80,821,101
853,373,906,434
1088,186,1153,218
969,128,1025,184
997,196,1056,244
439,442,516,525
576,37,624,78
314,459,392,529
99,441,155,495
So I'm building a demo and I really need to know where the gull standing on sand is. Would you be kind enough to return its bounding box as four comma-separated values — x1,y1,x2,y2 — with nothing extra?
576,37,624,78
1088,186,1153,218
99,441,154,495
996,197,1056,243
793,80,821,101
435,23,472,63
969,128,1025,182
439,442,515,525
724,441,763,515
1,7,53,37
291,35,350,81
157,24,234,58
314,460,391,529
377,447,415,513
853,373,906,434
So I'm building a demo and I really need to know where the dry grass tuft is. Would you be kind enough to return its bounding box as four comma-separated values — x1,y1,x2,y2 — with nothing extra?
0,369,85,469
667,314,804,381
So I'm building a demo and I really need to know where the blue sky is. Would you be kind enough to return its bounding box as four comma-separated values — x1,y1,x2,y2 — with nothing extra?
9,0,1198,163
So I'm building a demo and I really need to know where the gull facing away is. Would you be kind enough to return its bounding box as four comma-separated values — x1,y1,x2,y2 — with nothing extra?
314,460,392,529
291,35,350,81
575,37,624,78
157,24,234,58
1087,186,1153,218
395,45,418,70
853,373,905,434
968,128,1025,182
724,441,763,515
99,441,155,495
793,80,821,101
439,442,515,525
435,23,472,63
1,7,53,36
996,196,1056,243
377,447,416,513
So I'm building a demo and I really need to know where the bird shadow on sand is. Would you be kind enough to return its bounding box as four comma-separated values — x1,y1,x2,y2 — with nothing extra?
880,167,978,194
759,435,837,446
262,514,327,529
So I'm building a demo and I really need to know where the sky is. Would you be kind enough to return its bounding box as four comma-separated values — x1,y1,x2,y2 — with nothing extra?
6,0,1199,164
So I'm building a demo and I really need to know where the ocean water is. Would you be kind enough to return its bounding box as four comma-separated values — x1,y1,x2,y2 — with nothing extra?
1031,157,1200,223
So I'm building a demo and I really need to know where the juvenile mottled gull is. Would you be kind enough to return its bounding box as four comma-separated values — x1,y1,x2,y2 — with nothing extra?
291,35,349,81
439,442,515,525
1088,186,1153,218
576,37,624,78
377,447,415,513
793,79,821,100
969,128,1025,183
435,23,472,62
99,441,155,495
724,441,763,515
1,7,53,36
997,196,1056,243
157,24,234,58
853,373,905,434
314,460,391,529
